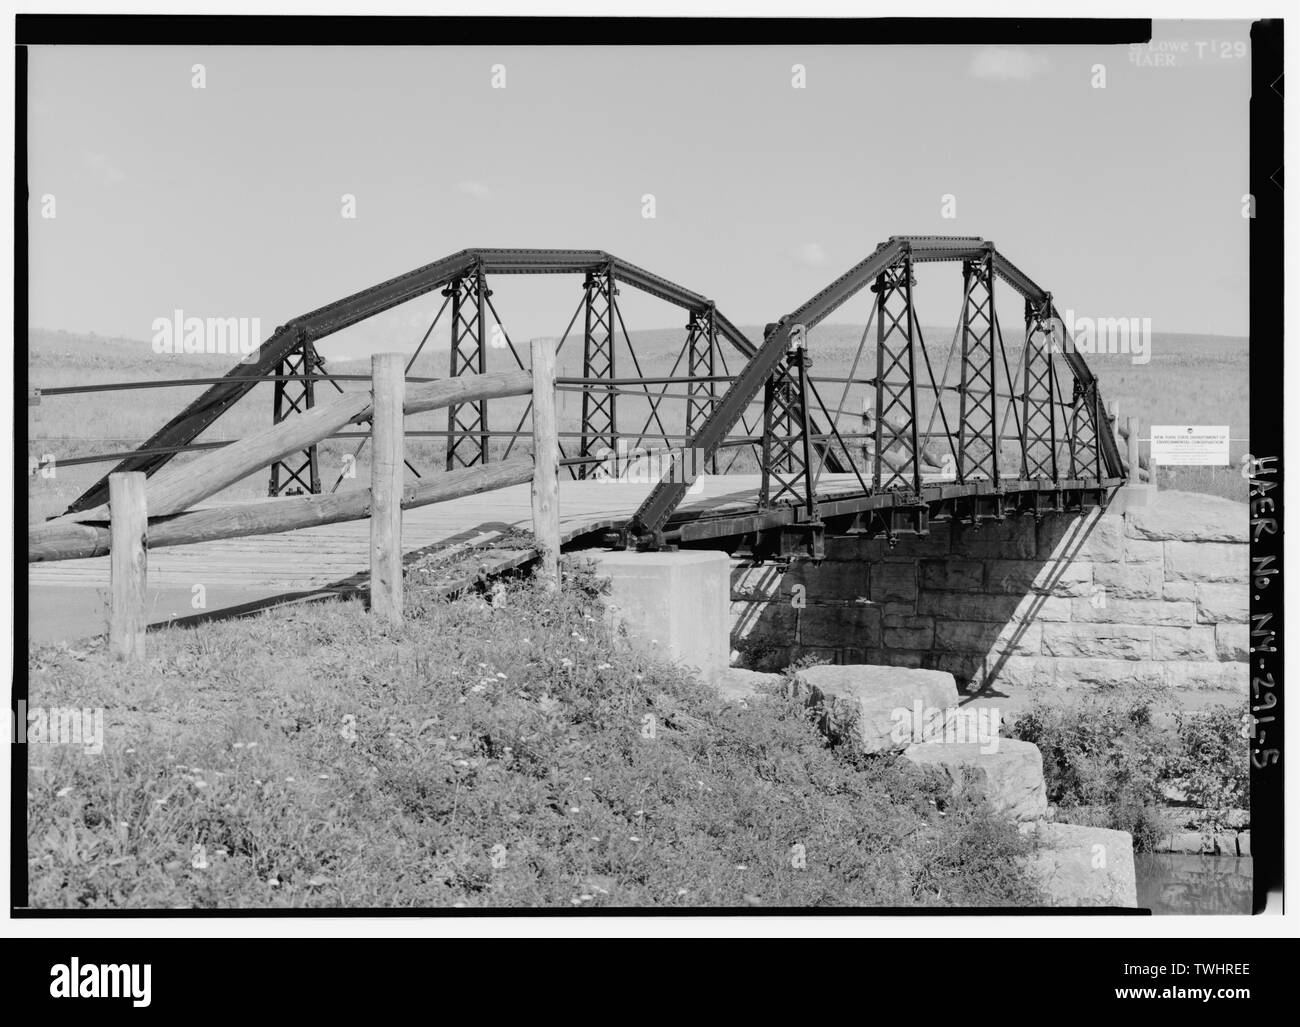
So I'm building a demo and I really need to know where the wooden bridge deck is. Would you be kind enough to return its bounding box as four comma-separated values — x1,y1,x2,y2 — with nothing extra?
28,473,876,595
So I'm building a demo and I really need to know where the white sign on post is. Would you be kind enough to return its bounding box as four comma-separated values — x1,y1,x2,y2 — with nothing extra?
1149,425,1231,466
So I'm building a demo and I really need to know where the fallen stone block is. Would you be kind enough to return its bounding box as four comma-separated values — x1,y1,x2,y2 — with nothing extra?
793,664,959,753
1160,831,1214,854
713,667,784,706
903,738,1048,822
1021,821,1138,908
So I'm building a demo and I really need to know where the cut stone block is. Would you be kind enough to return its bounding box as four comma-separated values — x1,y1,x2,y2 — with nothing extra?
1195,583,1249,624
1164,541,1249,583
903,738,1047,822
1036,511,1122,563
1215,622,1250,662
1152,625,1218,662
1070,597,1195,626
586,550,729,683
713,667,784,705
920,560,983,592
1093,562,1163,599
1125,491,1248,543
793,664,959,753
1021,822,1138,908
986,559,1092,598
1041,623,1151,660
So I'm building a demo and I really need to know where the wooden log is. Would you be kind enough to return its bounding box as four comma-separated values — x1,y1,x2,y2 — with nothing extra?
1126,416,1140,483
370,354,405,624
403,369,531,416
530,338,560,590
61,369,534,523
28,460,536,562
108,472,147,661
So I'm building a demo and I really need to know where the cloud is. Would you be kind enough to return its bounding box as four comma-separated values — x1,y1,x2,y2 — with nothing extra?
456,180,491,200
84,151,125,185
791,242,829,268
969,46,1051,81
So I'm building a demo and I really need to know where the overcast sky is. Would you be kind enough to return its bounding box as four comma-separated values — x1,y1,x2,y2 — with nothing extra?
27,23,1253,359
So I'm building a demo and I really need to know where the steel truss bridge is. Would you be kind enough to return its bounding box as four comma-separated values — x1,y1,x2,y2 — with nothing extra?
63,236,1125,562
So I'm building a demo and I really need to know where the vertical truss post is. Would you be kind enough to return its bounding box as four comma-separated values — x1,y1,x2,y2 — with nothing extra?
1069,376,1101,481
957,248,999,486
871,253,921,492
268,329,322,496
758,325,814,511
578,265,616,479
759,375,777,508
446,266,490,469
685,305,718,474
1021,295,1059,482
791,343,817,521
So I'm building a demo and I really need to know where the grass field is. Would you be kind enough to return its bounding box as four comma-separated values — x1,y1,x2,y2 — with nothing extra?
26,570,1045,909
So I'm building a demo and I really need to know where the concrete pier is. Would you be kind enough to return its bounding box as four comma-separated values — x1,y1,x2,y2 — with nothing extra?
584,550,730,683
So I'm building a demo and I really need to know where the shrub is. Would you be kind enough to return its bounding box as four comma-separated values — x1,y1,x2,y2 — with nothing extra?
1009,694,1249,848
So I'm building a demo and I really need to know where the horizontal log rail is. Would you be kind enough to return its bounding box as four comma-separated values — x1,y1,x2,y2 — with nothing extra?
29,460,535,563
49,352,561,659
49,369,533,524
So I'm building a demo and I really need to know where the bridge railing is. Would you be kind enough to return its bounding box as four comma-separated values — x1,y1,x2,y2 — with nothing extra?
28,341,564,659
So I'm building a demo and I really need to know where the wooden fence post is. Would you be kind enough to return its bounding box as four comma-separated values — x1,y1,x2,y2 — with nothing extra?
370,353,405,623
109,472,147,660
531,337,560,591
1126,416,1141,485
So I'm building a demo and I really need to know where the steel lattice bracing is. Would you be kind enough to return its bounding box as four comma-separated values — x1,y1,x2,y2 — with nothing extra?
65,248,762,513
1021,297,1059,481
65,237,1128,564
577,268,617,479
758,357,804,507
267,332,322,496
684,307,718,475
872,258,921,493
446,268,490,470
956,251,998,485
628,235,1128,551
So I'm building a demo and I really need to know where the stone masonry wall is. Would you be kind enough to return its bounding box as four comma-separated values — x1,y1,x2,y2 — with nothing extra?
730,489,1249,694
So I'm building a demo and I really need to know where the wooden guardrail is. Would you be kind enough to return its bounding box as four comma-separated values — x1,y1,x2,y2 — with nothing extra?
1107,401,1154,487
34,342,562,658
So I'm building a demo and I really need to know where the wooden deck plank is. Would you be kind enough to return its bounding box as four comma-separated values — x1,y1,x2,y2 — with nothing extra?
27,471,954,594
